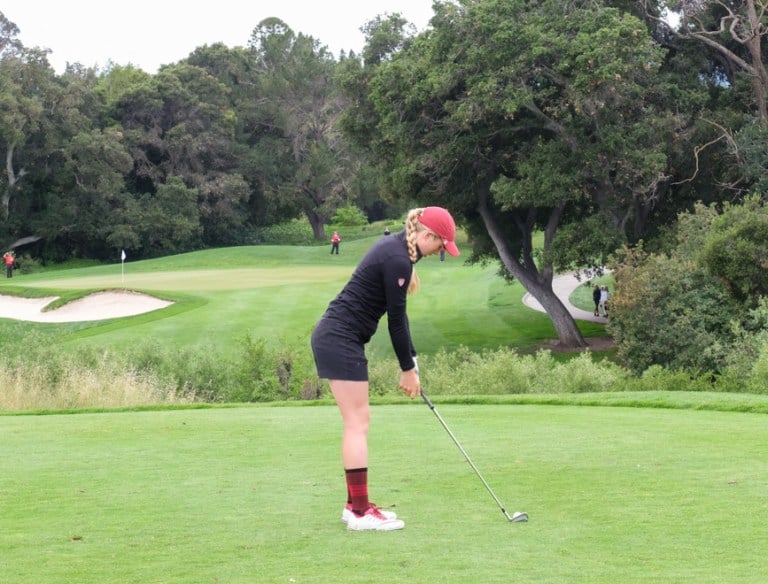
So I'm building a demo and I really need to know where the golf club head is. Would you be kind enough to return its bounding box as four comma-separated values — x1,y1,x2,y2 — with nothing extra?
509,511,528,523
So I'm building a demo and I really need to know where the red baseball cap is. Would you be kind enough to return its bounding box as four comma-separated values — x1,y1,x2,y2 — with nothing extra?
418,207,460,256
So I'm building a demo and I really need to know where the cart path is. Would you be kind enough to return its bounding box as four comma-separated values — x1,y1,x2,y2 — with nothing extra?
522,274,607,323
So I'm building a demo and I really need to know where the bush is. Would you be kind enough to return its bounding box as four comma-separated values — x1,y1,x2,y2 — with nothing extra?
0,337,201,410
608,248,739,374
331,205,368,226
718,298,768,393
5,314,768,412
254,219,316,245
229,335,322,402
626,365,715,393
416,346,627,395
608,199,768,378
698,195,768,305
11,253,42,274
252,215,397,247
746,341,768,394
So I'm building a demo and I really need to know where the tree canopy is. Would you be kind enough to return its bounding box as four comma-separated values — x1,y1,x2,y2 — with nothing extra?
341,0,716,346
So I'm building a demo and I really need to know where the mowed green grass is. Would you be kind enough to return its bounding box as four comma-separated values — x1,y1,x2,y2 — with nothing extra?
0,238,605,357
1,400,766,583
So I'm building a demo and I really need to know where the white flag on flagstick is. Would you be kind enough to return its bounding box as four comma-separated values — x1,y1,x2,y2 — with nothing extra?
120,249,127,285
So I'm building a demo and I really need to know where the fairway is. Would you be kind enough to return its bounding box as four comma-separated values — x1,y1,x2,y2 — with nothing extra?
1,402,764,583
0,241,604,357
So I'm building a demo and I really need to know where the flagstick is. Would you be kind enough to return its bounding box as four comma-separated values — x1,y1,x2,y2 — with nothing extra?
120,249,126,286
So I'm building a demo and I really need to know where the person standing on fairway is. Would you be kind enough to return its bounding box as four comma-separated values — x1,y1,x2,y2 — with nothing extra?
330,231,341,254
4,251,15,278
311,207,460,531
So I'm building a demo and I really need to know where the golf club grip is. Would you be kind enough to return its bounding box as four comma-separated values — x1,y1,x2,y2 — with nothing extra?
420,389,435,410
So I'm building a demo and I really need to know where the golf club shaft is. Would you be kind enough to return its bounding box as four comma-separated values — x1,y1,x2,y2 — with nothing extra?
420,389,516,521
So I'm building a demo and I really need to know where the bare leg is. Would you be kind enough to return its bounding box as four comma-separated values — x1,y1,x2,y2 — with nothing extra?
329,379,370,468
329,379,404,529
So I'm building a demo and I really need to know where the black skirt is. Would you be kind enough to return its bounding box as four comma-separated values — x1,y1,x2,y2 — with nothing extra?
310,316,369,381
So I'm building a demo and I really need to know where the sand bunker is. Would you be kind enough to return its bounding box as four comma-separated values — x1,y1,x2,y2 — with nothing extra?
0,291,173,323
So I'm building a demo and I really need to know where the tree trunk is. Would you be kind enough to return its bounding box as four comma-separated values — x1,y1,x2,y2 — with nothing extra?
520,275,588,348
744,0,768,122
306,209,326,241
746,2,768,123
477,190,588,349
2,143,23,221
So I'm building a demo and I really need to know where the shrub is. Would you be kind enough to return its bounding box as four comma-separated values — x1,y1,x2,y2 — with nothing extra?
418,346,627,395
254,218,316,245
230,334,324,402
233,335,284,402
11,253,42,275
5,318,768,413
698,195,768,305
609,199,768,378
608,248,739,374
719,298,768,393
626,365,715,393
331,205,368,226
746,341,768,394
0,341,199,410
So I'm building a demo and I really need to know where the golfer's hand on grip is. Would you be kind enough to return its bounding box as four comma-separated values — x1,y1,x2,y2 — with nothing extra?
399,368,420,399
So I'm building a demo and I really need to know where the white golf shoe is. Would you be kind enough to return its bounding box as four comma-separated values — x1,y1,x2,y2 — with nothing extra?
341,503,397,524
346,504,404,531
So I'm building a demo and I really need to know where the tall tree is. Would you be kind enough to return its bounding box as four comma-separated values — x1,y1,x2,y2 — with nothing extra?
106,63,247,250
0,14,109,260
244,18,354,240
344,0,686,348
0,14,53,224
36,127,133,259
110,63,237,192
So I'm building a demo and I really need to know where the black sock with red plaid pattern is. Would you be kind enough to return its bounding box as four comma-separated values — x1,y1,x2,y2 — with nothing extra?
345,468,369,516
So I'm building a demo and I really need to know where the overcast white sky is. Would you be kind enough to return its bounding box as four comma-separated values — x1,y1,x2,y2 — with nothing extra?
3,1,436,74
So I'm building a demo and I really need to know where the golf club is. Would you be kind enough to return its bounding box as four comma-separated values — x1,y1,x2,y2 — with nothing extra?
420,389,528,523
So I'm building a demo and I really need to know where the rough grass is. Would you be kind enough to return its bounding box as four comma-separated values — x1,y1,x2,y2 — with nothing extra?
0,361,196,411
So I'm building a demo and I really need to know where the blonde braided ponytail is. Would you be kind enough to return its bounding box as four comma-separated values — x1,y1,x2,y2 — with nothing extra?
405,208,424,294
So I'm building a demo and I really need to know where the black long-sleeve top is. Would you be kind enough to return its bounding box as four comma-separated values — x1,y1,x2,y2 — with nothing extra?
321,231,418,371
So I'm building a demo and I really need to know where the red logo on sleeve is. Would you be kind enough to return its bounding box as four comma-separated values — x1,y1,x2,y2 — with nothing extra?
397,278,406,287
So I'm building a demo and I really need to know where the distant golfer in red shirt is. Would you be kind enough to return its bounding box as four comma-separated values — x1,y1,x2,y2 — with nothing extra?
4,251,15,278
330,232,341,254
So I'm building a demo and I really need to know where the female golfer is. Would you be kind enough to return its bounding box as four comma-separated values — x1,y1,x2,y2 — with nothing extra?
311,207,460,531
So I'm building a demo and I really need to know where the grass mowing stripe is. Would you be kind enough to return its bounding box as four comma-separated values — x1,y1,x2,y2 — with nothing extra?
22,267,356,293
1,404,765,583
